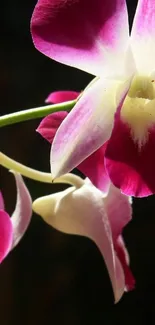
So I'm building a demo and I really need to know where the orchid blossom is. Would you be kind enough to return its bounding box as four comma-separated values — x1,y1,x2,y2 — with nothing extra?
0,172,32,262
31,0,155,197
37,90,110,192
33,175,135,303
0,151,134,302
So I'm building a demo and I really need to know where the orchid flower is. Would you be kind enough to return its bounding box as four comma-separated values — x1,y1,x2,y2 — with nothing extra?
0,172,32,262
31,0,155,197
33,175,135,303
37,90,110,192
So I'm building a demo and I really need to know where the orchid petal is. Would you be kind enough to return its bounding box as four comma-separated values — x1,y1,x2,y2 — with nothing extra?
78,143,110,193
131,0,155,74
37,90,79,143
33,183,125,302
105,113,155,197
104,184,132,240
0,192,5,210
104,184,135,290
31,0,129,76
115,236,135,291
45,90,80,104
51,77,131,178
37,111,68,143
11,172,32,248
0,210,13,263
38,110,110,191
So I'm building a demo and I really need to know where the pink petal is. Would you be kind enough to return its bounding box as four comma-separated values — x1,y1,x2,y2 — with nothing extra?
78,143,110,192
38,90,79,142
31,0,129,76
11,172,32,248
0,192,5,210
33,183,125,302
0,210,13,263
131,0,155,73
105,113,155,197
51,77,131,178
37,111,68,143
45,90,80,104
115,236,135,291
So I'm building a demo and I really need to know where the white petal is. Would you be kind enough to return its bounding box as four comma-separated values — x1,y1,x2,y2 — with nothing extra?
33,182,125,302
11,172,32,248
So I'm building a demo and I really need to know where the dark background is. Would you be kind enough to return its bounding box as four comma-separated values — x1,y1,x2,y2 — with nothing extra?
1,0,155,324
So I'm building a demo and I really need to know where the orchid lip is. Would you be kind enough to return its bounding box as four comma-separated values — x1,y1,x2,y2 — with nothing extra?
120,74,155,148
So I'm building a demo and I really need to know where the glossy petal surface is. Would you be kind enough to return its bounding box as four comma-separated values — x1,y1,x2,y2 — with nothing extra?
51,77,130,178
31,0,129,76
131,0,155,73
105,113,155,197
33,182,128,302
11,173,32,248
45,90,80,104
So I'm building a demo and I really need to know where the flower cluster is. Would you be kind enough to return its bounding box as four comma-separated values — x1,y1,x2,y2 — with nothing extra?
0,0,155,303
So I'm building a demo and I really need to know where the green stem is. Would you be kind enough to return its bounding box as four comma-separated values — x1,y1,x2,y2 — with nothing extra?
0,100,76,128
0,152,84,188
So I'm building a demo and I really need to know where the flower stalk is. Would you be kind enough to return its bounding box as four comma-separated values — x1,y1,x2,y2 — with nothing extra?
0,100,76,128
0,152,84,188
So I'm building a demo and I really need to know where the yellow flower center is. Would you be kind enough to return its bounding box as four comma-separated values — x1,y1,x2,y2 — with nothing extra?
121,75,155,148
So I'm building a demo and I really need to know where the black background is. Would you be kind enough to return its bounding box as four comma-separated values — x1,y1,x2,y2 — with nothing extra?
1,0,155,324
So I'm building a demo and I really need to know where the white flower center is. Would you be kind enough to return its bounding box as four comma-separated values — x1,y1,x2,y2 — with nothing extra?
121,75,155,148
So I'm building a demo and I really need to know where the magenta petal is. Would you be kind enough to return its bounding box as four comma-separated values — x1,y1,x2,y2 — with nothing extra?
115,236,135,291
39,90,78,144
37,111,68,143
105,113,155,197
0,210,13,263
11,172,32,248
31,0,129,76
78,143,110,192
0,192,5,210
45,90,80,104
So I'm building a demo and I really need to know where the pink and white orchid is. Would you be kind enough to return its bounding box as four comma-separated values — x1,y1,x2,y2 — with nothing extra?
37,90,110,192
31,0,155,197
0,172,32,262
33,175,135,303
